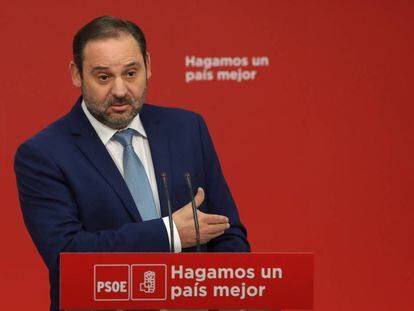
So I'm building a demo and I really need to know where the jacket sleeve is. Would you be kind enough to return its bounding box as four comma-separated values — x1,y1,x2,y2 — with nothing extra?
196,115,251,252
14,140,170,271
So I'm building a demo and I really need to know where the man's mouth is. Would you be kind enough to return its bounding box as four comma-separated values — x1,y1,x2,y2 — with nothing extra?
110,103,130,112
111,101,129,106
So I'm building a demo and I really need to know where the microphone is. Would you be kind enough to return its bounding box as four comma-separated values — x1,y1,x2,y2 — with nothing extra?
185,172,201,252
161,173,174,253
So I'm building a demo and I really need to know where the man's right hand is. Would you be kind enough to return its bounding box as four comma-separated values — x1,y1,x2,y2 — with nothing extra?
172,187,230,248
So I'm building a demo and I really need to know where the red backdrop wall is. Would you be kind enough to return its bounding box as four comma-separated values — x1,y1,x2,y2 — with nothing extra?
1,0,413,310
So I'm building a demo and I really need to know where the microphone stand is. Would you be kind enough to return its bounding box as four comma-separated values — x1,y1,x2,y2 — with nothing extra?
185,172,201,252
161,173,174,253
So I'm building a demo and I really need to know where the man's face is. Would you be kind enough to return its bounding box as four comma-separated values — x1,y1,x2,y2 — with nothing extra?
71,33,151,130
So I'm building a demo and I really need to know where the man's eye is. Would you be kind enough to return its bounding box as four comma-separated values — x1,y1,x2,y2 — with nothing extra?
126,71,136,78
98,75,110,81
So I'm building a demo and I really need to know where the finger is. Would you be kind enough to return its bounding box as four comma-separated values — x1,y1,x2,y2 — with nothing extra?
200,230,226,244
204,223,230,234
204,231,226,242
203,214,229,224
194,187,205,208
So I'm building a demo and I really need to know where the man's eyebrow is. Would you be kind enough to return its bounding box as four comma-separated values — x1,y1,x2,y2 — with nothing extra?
91,66,109,72
90,62,140,72
124,61,140,68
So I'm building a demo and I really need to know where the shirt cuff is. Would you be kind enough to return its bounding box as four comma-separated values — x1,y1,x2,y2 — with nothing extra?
162,217,182,253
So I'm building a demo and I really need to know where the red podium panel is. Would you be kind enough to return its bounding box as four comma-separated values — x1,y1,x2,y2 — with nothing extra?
60,253,313,310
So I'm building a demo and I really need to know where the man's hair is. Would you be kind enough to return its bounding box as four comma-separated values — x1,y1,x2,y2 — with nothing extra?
73,16,147,76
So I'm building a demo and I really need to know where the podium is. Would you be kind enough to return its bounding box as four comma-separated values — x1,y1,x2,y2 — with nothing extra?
60,253,313,310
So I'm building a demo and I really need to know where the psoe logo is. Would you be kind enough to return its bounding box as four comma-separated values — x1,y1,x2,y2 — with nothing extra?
140,270,156,293
94,264,130,301
131,264,167,300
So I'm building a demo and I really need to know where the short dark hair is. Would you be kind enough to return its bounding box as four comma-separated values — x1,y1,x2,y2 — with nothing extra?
73,16,147,76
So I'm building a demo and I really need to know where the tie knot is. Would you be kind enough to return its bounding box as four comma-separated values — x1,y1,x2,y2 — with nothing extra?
113,128,135,147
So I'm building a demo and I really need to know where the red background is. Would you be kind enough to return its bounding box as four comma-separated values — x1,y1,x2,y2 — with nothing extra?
1,0,413,310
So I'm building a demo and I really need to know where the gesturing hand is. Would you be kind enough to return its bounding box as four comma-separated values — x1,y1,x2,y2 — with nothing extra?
172,188,230,248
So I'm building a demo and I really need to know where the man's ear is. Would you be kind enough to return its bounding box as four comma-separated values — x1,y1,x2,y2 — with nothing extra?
69,61,82,88
145,52,151,80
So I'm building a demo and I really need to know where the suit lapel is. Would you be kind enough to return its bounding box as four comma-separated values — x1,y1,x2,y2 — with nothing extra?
68,98,142,222
140,104,173,217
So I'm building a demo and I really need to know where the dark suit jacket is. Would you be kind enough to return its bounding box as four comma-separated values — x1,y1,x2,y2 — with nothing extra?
14,97,250,311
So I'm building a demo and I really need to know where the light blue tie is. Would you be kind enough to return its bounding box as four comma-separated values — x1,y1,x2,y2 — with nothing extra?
113,129,158,221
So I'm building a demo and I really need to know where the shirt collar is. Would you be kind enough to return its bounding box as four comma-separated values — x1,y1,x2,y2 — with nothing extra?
81,99,147,145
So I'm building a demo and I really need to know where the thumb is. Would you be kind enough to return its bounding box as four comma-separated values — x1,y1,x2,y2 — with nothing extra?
194,187,205,208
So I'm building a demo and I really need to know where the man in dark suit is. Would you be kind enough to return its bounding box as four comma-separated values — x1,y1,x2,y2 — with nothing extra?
14,16,249,311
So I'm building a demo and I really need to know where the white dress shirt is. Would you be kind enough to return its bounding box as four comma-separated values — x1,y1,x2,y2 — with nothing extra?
81,100,181,253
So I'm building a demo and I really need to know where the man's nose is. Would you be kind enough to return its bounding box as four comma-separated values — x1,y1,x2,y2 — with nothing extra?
111,77,128,98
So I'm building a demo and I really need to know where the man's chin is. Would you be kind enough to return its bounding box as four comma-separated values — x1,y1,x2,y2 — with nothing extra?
104,112,137,130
